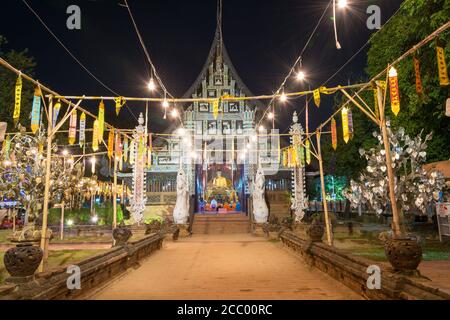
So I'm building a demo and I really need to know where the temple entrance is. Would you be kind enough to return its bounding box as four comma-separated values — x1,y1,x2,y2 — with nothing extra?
195,163,246,215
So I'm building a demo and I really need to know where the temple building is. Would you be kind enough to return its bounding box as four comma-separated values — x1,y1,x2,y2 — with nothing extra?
120,25,306,223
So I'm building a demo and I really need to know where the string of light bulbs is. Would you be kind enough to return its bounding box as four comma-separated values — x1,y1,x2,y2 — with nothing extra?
21,0,139,122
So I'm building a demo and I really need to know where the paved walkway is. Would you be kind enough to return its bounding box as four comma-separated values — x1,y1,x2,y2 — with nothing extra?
89,234,362,300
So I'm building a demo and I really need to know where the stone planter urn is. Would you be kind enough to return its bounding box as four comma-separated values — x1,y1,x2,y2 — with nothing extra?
306,220,325,242
113,226,133,246
3,243,43,278
145,221,163,235
385,236,422,272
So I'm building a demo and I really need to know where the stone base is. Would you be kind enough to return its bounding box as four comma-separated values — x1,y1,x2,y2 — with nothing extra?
252,223,267,237
176,224,191,238
5,275,35,285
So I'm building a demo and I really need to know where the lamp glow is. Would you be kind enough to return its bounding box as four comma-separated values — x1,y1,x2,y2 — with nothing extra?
147,78,156,91
171,109,179,118
268,112,274,120
296,70,306,81
91,215,99,223
162,100,169,108
338,0,348,8
280,93,287,102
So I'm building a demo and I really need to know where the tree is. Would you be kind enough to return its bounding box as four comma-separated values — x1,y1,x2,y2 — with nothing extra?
345,126,445,229
366,0,450,162
0,35,36,131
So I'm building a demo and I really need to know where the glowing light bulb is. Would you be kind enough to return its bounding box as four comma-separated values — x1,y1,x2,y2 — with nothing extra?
268,112,274,120
162,100,169,108
338,0,347,8
251,135,258,142
296,70,306,81
177,128,186,136
3,160,11,167
62,149,69,156
91,215,99,223
67,219,74,226
259,125,265,132
147,78,156,91
171,109,179,118
280,93,287,102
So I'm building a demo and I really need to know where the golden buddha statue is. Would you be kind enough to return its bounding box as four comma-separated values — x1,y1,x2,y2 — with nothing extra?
213,171,228,188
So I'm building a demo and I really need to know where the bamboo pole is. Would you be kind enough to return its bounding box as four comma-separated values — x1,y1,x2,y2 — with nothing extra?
60,202,65,240
376,82,401,237
113,150,118,229
38,96,53,273
316,131,333,246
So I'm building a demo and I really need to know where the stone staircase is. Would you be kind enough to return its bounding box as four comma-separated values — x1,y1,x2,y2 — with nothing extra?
191,213,250,234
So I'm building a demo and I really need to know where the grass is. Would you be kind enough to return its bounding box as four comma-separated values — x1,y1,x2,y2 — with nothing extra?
0,249,107,285
0,230,12,243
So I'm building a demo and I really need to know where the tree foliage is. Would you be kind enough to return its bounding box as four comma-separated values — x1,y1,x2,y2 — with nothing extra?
0,35,36,131
366,0,450,162
323,0,449,181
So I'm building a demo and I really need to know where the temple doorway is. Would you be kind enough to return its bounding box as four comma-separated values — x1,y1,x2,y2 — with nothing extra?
195,163,246,215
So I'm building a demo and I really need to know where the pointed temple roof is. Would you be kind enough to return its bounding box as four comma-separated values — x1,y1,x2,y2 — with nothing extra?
182,28,264,109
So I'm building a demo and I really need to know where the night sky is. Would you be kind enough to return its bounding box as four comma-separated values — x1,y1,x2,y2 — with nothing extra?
0,0,404,133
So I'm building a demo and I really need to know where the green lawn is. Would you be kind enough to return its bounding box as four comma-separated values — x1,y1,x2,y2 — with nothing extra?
0,249,107,285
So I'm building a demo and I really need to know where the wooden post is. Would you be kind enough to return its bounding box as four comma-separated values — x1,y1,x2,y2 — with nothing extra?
60,202,65,240
39,96,53,273
316,131,333,246
376,82,402,237
12,209,16,233
113,148,118,229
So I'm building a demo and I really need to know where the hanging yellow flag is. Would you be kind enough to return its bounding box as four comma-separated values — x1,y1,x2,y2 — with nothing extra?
92,120,99,152
305,140,311,165
213,100,219,119
331,118,337,150
98,101,105,142
342,107,350,143
108,130,114,159
114,97,126,116
413,56,423,95
282,149,288,167
30,87,42,134
388,67,400,116
436,43,449,86
291,147,298,167
313,89,321,108
13,75,22,125
68,110,77,145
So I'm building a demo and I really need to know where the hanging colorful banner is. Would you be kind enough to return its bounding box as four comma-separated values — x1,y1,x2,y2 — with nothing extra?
79,112,86,147
388,67,401,116
299,145,305,166
30,87,42,134
342,107,350,143
108,130,114,159
147,133,153,168
92,120,99,151
98,101,105,142
123,137,129,162
68,109,77,145
436,43,449,86
115,133,122,158
282,149,288,167
305,140,311,165
53,100,62,128
129,140,135,164
313,89,321,108
2,136,11,159
114,97,126,116
213,100,219,119
331,118,337,150
347,108,354,137
13,75,22,125
413,56,423,95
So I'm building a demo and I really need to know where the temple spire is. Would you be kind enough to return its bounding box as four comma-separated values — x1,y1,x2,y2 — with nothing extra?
216,0,223,73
